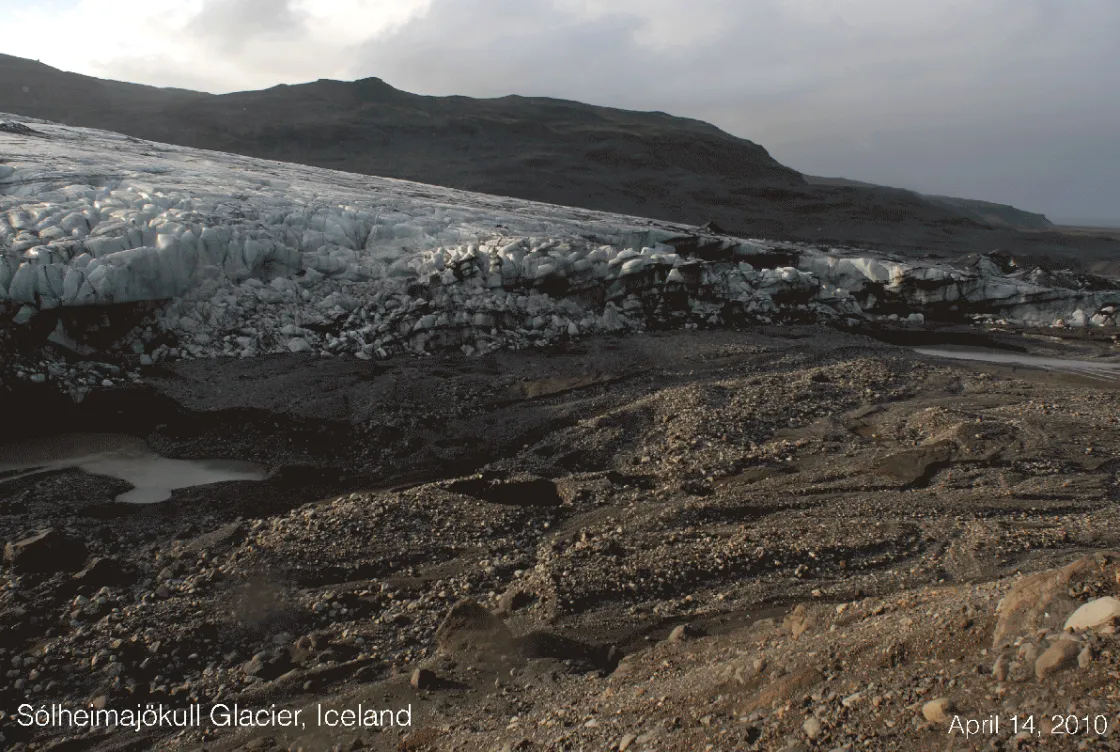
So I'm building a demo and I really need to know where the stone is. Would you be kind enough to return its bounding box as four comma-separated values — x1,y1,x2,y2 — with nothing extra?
1064,597,1120,632
742,667,821,713
410,668,437,691
497,588,534,614
667,625,690,642
872,441,954,485
992,555,1118,648
435,599,514,659
243,655,267,677
242,652,292,681
991,654,1009,681
72,557,134,588
4,528,88,574
1017,642,1039,664
922,697,954,724
802,716,822,740
784,604,812,639
1035,639,1081,680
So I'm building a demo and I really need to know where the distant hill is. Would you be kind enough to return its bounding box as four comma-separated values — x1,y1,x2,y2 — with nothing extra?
1,53,1115,263
1053,218,1120,230
804,175,1053,231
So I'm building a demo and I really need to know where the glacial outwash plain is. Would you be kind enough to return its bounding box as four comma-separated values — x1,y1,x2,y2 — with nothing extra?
3,112,1120,752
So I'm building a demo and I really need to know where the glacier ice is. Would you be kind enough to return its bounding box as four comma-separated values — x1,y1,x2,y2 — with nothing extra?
2,114,1120,395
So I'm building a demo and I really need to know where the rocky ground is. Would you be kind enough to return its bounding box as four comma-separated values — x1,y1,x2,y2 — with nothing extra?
4,325,1120,751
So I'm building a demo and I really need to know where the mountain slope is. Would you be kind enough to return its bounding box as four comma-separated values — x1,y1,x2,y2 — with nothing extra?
804,175,1053,230
0,54,1113,262
0,55,801,209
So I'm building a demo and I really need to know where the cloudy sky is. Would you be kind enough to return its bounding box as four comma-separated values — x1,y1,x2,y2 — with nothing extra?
3,0,1117,224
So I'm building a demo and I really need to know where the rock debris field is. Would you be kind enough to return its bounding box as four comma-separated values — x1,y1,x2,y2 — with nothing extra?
3,116,1120,752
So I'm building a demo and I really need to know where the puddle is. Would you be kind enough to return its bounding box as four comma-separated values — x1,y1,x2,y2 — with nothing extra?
0,433,269,504
915,347,1120,382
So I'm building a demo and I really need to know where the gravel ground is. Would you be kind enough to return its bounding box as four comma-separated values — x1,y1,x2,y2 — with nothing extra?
4,326,1120,751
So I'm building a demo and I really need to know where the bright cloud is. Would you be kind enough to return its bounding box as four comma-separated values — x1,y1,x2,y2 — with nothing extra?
2,0,432,92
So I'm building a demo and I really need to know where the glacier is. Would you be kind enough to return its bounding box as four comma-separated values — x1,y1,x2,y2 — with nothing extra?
2,114,1119,395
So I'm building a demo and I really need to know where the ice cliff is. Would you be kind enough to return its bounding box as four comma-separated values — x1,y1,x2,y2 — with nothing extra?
2,116,1118,392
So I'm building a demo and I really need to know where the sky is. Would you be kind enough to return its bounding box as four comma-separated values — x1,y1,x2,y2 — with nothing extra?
3,0,1118,224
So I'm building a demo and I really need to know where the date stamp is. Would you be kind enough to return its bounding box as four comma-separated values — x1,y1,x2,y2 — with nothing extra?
949,713,1111,739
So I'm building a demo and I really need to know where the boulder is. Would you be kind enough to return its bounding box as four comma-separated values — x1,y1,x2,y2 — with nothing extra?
497,587,534,615
667,624,690,642
72,556,135,588
435,599,514,660
784,604,814,639
1064,597,1120,632
993,554,1120,648
4,528,88,575
872,441,953,486
1035,639,1081,680
410,668,437,691
922,697,954,723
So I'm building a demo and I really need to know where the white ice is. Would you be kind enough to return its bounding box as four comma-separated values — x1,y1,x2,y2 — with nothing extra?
2,114,1119,392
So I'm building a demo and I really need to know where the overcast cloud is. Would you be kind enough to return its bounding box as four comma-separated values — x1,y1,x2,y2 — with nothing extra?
2,0,1117,223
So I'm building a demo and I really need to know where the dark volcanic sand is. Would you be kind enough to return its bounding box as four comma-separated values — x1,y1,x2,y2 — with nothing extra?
4,327,1120,750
